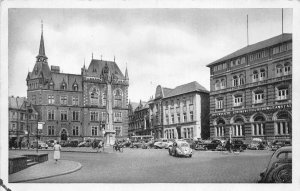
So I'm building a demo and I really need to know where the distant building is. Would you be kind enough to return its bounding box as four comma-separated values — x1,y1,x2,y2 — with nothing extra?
206,33,292,142
128,100,150,136
161,81,210,140
8,96,38,146
148,82,210,140
25,24,129,144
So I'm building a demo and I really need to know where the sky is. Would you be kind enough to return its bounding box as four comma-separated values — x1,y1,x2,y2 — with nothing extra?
8,8,292,103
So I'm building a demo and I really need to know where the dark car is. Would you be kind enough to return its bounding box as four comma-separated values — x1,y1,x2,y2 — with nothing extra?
195,139,224,150
258,146,292,183
270,140,291,151
183,138,196,149
231,140,248,151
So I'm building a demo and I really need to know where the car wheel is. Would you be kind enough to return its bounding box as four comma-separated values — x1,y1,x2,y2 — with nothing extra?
266,164,292,183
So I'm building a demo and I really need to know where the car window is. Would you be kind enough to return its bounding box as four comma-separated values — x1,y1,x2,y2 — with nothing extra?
180,143,189,147
277,151,292,160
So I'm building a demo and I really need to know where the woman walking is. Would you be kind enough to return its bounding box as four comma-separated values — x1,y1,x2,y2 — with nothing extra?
53,141,62,164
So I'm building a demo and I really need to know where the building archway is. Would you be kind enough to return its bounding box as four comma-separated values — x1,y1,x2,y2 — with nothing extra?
214,118,226,138
61,129,68,141
230,115,245,138
273,110,291,137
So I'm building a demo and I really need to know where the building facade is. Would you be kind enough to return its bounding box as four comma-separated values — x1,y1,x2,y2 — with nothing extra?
162,81,210,140
26,26,129,144
8,96,38,146
128,101,150,136
207,33,292,143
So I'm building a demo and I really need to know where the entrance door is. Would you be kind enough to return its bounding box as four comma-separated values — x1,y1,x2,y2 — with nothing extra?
61,129,68,141
176,127,181,139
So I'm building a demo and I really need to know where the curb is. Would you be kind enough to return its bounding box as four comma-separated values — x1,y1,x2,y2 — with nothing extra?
10,160,82,183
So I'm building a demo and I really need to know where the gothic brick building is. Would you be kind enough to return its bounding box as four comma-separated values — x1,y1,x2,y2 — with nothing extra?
26,26,129,144
206,33,292,143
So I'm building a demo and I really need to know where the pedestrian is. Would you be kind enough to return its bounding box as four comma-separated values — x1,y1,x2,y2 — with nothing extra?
53,141,62,164
97,140,103,152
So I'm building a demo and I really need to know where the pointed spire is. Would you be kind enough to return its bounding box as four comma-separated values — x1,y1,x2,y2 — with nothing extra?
83,58,86,69
125,63,129,80
37,20,47,58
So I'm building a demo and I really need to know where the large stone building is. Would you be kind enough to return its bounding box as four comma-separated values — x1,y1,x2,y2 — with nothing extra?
128,101,150,136
148,82,210,140
206,33,292,143
26,25,129,144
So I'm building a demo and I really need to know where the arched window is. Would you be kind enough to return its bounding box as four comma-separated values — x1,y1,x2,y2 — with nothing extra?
215,118,225,137
252,115,265,136
215,80,220,90
253,70,259,82
232,76,238,87
231,117,244,137
73,82,78,91
220,79,226,89
284,62,291,75
275,111,291,135
239,74,245,85
260,69,266,80
114,89,123,108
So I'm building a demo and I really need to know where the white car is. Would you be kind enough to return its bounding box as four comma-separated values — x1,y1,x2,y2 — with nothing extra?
154,139,173,149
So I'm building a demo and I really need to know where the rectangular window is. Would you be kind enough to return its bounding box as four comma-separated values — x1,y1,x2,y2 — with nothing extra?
183,113,187,122
254,92,264,104
171,114,174,124
216,99,224,109
91,126,98,136
114,112,122,122
48,126,55,136
90,111,99,122
287,42,292,50
166,115,169,124
273,46,280,54
278,89,288,100
223,63,227,69
177,113,180,123
48,95,54,104
101,112,107,122
32,95,36,104
60,110,68,121
72,126,79,136
115,126,122,136
233,95,243,107
47,110,55,120
72,96,79,105
190,111,194,121
72,111,79,121
60,95,68,105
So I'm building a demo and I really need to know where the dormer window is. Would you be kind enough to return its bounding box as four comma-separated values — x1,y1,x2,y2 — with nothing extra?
61,83,67,90
73,83,78,91
49,81,54,89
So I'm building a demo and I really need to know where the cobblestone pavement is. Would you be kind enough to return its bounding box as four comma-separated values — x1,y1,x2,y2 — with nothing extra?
12,148,273,183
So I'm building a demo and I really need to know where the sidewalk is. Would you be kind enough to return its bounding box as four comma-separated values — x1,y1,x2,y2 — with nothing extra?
9,159,82,183
9,146,116,154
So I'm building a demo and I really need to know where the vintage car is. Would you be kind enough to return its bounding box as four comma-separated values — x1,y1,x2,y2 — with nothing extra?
130,141,143,148
168,140,192,157
195,139,225,151
270,140,291,151
31,141,48,149
231,140,248,151
154,139,173,149
248,138,269,150
258,146,292,183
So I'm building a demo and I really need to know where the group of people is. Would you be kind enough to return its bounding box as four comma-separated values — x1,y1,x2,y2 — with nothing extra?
92,139,105,152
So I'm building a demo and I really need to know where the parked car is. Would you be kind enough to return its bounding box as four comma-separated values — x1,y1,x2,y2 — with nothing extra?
46,139,55,147
248,138,269,150
258,146,292,183
31,141,48,149
231,140,248,151
154,139,173,149
195,139,225,150
183,138,196,149
270,140,291,151
130,141,143,148
168,140,192,157
78,140,92,147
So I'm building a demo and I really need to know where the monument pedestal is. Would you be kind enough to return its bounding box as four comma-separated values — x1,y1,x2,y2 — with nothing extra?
104,130,116,146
